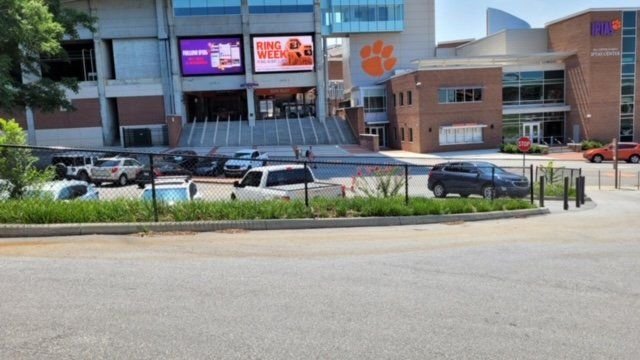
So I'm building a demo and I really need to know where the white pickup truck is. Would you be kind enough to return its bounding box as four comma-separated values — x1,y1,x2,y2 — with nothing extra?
231,164,345,201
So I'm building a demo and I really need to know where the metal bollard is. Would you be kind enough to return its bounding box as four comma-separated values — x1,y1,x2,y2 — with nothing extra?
529,165,534,204
563,177,569,211
581,176,586,205
539,176,545,208
304,161,309,207
405,164,409,205
575,177,581,208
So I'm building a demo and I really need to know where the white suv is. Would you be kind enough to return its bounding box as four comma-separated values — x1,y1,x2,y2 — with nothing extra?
51,153,104,183
140,177,201,204
91,157,143,186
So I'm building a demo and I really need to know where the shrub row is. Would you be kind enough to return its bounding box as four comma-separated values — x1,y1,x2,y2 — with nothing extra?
500,143,549,154
0,197,535,224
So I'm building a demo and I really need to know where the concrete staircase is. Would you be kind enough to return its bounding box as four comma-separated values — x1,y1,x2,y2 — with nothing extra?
180,116,357,147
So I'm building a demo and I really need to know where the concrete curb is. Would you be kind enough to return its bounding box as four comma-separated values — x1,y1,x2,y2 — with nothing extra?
0,208,549,238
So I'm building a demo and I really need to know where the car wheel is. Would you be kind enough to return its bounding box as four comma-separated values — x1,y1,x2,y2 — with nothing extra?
482,185,495,199
118,174,128,187
629,154,640,164
78,171,90,183
592,154,604,163
432,183,447,198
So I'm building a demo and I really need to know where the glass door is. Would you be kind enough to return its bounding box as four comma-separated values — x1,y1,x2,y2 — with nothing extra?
366,126,387,148
522,122,542,144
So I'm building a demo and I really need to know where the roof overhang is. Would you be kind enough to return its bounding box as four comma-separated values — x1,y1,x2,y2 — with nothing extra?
414,52,576,70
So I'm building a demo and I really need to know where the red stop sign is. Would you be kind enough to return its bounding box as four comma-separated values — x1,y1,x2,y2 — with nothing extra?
518,136,532,152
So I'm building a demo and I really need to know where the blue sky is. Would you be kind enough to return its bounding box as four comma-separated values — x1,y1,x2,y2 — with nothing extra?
436,0,640,42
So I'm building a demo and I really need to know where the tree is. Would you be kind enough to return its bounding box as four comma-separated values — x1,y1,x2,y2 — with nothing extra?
0,118,54,198
0,0,95,113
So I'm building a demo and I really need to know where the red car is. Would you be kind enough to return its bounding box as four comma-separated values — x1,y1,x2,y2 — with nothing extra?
583,142,640,163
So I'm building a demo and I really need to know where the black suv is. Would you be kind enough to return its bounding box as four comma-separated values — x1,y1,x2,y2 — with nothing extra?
427,161,529,199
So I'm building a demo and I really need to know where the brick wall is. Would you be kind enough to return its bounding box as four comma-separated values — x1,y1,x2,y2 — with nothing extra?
548,11,625,142
117,96,166,126
0,109,27,129
387,68,503,153
34,99,101,129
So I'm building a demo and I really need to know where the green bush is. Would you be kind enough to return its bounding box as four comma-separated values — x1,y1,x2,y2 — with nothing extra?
501,143,549,154
0,197,536,224
581,139,604,150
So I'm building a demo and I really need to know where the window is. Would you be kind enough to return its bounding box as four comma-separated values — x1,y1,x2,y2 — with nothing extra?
438,87,483,104
401,127,405,142
407,91,412,105
239,171,262,187
439,126,484,145
399,92,404,106
174,0,242,16
392,93,396,107
409,128,413,142
363,88,386,113
502,70,565,105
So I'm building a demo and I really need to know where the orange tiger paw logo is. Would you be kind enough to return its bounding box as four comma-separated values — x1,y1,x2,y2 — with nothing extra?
360,40,397,78
612,19,622,31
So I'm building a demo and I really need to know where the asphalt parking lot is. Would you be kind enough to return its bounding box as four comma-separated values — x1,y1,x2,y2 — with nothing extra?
0,190,638,359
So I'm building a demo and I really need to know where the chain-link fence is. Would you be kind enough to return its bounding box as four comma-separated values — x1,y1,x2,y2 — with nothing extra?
0,144,589,223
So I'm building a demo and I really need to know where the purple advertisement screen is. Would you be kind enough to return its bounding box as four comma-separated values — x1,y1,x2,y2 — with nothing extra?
180,38,244,76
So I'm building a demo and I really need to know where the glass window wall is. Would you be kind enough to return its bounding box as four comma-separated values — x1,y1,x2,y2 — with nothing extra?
174,0,241,16
502,112,565,145
502,70,565,105
620,11,637,142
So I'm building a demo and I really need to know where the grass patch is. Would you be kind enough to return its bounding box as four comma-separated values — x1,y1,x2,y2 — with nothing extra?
0,197,536,225
534,183,577,198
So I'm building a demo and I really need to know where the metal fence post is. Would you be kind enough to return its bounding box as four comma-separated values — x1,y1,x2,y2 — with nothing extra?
149,154,158,222
529,164,534,204
303,161,309,207
563,177,569,211
539,176,545,208
491,166,495,201
404,164,409,205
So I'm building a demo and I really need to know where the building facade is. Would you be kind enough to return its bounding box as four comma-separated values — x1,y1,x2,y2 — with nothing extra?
1,0,435,148
386,8,639,153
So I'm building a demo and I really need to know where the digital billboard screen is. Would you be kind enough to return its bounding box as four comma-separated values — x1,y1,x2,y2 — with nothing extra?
179,37,244,76
253,35,314,73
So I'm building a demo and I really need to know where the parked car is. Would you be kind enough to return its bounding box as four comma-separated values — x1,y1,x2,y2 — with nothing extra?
140,177,201,204
135,161,192,188
427,161,529,199
224,149,268,177
50,152,105,182
194,155,229,177
231,164,345,201
91,157,143,186
583,142,640,163
162,149,198,170
24,180,100,201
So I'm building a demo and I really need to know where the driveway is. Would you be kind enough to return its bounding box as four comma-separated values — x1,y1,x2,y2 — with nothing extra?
0,190,639,359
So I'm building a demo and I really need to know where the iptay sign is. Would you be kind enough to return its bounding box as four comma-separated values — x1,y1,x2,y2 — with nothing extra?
591,19,621,37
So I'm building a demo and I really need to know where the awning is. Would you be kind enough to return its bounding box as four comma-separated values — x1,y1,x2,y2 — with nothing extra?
440,124,489,129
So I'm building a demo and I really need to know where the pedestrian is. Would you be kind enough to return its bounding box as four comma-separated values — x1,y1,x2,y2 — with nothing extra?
306,146,317,168
294,145,300,160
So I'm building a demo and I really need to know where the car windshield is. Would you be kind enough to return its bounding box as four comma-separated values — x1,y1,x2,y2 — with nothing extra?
233,152,252,159
95,160,120,167
142,188,189,202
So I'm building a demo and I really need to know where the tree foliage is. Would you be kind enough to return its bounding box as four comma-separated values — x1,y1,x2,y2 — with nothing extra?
0,118,54,198
0,0,95,113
